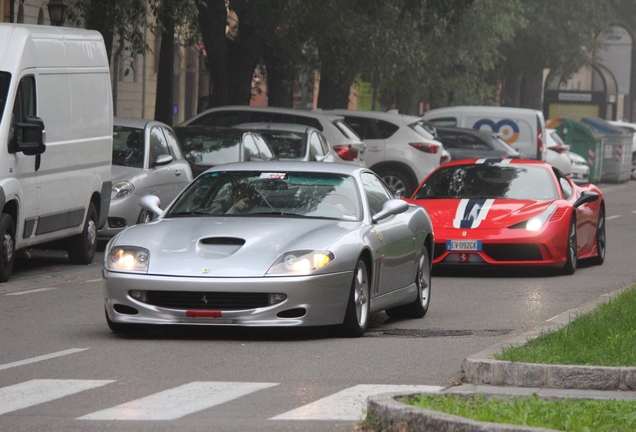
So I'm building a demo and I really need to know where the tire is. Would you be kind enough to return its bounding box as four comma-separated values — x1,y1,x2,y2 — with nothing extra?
340,258,370,338
562,216,577,275
378,169,414,198
68,202,98,265
105,309,143,334
590,206,606,265
0,214,16,283
386,247,431,319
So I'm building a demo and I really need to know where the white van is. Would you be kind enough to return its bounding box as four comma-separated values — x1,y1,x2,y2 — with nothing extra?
423,106,547,161
0,24,112,281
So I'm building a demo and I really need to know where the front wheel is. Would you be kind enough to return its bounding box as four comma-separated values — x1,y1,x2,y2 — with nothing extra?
386,247,431,319
68,203,98,264
590,207,606,265
340,258,370,338
0,214,16,282
562,216,577,275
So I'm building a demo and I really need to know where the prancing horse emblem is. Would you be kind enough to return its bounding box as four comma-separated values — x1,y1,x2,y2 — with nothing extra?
202,295,208,306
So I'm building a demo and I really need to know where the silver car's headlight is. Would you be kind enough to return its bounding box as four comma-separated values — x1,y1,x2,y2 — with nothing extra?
509,204,558,231
267,250,334,275
111,181,135,200
106,246,149,273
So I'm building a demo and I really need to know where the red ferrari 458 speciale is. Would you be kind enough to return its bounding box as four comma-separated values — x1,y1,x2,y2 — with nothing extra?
405,158,605,274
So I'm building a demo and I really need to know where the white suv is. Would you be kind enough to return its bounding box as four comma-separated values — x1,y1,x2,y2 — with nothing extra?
180,106,367,166
329,109,444,196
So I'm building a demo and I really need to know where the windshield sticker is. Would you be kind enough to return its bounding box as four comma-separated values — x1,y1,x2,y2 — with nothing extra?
260,173,286,179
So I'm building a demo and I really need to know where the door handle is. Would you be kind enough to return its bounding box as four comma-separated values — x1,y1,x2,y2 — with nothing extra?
175,170,181,177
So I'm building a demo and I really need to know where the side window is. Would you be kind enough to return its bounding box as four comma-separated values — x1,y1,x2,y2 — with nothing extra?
163,127,184,159
253,134,274,160
242,134,260,159
149,126,170,165
427,117,457,127
343,117,375,139
376,120,399,139
318,133,330,154
558,175,573,199
361,172,394,215
308,132,324,159
10,75,36,150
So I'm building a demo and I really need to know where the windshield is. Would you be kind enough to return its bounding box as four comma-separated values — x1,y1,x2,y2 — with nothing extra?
167,170,361,221
259,131,307,159
0,72,10,123
112,126,145,168
413,164,558,200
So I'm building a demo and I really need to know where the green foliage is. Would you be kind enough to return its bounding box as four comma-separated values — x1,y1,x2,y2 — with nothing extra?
496,285,636,366
406,393,636,432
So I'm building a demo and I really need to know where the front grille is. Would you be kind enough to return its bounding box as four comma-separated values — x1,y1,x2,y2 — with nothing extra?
144,291,269,310
482,244,542,261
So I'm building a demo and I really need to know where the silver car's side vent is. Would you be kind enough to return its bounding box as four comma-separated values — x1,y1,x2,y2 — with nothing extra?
199,237,245,246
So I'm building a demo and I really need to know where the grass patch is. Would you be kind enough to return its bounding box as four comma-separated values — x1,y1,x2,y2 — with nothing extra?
495,285,636,366
405,393,636,432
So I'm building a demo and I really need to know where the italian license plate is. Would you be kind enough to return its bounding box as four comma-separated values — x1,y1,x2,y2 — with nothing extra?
446,239,482,251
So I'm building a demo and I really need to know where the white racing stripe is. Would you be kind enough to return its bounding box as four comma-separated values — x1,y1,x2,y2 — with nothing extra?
270,384,443,421
0,348,88,371
78,381,278,421
5,287,57,296
0,379,113,416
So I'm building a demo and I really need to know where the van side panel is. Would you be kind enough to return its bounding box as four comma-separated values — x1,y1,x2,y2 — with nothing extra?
466,116,533,158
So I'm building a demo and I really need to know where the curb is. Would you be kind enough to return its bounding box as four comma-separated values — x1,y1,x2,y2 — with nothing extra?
461,286,635,391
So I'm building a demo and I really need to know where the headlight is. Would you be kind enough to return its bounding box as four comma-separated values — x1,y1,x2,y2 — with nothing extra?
509,204,558,231
267,250,334,275
111,181,135,200
105,246,149,273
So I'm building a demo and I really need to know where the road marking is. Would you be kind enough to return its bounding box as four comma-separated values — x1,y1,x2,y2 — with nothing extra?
606,215,621,220
78,381,278,421
0,348,89,371
5,287,58,296
85,278,103,283
0,379,113,416
270,384,443,421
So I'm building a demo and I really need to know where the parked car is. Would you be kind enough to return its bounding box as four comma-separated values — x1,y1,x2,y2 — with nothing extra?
99,118,193,239
173,126,276,177
233,123,333,162
328,109,444,197
405,158,605,275
103,162,434,337
433,126,520,161
546,128,571,177
179,106,366,166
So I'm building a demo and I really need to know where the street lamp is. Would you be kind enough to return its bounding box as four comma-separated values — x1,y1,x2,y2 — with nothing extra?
47,0,68,26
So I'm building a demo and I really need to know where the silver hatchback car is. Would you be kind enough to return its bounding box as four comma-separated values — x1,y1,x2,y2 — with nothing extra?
98,118,193,239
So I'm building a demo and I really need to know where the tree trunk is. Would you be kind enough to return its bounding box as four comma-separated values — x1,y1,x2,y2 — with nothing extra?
502,73,521,107
264,60,294,108
154,15,175,125
197,0,230,107
519,69,544,110
316,57,352,109
84,0,116,64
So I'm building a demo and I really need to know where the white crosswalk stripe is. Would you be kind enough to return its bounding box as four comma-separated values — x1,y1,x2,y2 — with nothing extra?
0,379,114,416
77,381,278,421
271,384,444,421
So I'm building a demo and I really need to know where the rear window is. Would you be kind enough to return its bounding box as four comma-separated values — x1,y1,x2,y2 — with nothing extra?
333,120,361,140
409,120,436,139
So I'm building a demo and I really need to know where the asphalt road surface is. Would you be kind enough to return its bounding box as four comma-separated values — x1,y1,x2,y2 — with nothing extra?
0,180,634,431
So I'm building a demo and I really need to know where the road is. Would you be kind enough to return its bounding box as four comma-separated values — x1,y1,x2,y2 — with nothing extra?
0,180,634,431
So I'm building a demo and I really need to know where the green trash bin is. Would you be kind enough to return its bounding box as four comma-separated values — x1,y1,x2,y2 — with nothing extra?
580,117,632,183
556,118,601,183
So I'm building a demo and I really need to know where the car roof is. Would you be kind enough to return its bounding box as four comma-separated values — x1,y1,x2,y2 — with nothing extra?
232,123,315,133
114,117,164,129
423,105,542,116
173,125,247,137
328,109,421,125
202,160,368,176
187,105,334,122
441,157,551,168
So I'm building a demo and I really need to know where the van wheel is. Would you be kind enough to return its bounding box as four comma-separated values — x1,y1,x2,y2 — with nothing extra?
0,214,16,283
378,169,414,198
68,203,98,265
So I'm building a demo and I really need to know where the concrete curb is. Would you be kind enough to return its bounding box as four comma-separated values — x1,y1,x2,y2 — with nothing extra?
461,286,636,391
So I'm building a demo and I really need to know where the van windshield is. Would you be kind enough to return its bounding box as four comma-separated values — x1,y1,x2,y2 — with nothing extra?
0,72,10,122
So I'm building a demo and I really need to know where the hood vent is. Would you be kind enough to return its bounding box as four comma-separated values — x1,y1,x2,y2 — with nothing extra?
199,237,245,246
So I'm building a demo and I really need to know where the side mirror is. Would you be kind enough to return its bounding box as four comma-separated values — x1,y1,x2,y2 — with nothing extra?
15,116,46,156
139,195,163,217
372,199,409,223
154,154,173,167
573,191,599,208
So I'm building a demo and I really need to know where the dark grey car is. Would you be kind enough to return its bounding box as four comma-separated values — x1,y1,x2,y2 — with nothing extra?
434,126,520,162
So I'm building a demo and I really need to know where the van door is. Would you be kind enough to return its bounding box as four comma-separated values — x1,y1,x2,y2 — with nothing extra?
8,74,40,242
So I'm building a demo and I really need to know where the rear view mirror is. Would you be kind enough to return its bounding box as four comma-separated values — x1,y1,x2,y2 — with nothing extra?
15,115,46,156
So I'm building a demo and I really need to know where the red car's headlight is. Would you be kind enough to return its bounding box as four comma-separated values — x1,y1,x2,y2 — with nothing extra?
509,204,558,231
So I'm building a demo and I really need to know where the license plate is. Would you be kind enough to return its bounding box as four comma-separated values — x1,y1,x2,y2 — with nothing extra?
446,240,482,251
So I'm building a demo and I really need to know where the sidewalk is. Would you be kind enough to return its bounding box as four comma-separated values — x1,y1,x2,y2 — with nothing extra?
365,285,636,431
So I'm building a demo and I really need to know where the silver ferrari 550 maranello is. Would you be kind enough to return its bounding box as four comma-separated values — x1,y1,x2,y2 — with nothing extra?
103,161,434,337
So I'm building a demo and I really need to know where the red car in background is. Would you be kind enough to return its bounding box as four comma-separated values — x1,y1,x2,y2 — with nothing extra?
404,158,606,274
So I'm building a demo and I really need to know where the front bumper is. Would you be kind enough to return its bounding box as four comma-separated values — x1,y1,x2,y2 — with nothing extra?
103,269,353,327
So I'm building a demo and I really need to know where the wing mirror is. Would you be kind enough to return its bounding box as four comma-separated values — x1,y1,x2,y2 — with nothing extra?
140,195,163,217
15,115,46,156
372,199,409,223
154,154,173,167
573,191,599,208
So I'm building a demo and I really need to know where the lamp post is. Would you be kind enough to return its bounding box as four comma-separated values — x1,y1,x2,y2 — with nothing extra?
47,0,68,26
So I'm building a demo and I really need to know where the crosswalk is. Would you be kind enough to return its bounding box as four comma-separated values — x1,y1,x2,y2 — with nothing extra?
0,378,442,422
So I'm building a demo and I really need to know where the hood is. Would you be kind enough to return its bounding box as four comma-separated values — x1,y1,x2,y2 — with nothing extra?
111,216,358,277
111,165,143,183
406,198,554,230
